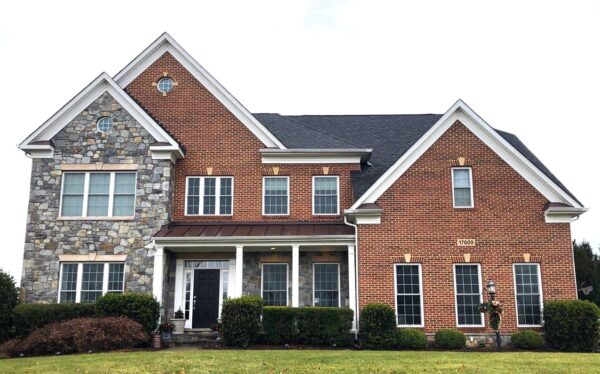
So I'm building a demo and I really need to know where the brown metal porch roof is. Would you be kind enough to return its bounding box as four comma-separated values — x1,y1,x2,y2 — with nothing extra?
155,222,354,238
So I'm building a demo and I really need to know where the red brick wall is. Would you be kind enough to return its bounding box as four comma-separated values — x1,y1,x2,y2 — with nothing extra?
357,121,575,334
125,52,359,222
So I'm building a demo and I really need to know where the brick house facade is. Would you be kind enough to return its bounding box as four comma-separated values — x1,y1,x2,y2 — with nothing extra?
19,33,586,341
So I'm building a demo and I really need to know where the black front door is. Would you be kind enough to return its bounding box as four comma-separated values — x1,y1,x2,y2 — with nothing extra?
192,269,220,328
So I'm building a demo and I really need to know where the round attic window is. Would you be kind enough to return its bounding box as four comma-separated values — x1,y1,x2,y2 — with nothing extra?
157,77,174,93
96,117,113,133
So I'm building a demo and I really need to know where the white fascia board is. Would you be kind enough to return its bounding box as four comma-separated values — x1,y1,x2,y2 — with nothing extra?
261,148,371,164
350,99,584,210
19,73,182,157
114,33,285,149
544,206,588,223
344,208,383,225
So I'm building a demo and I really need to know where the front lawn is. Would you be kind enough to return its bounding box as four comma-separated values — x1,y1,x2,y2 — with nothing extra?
1,349,599,373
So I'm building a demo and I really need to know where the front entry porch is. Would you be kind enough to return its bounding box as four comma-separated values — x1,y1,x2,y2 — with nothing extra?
151,223,357,331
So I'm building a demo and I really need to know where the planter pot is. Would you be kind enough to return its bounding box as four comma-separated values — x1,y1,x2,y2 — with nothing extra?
172,319,185,334
152,333,162,349
161,330,172,343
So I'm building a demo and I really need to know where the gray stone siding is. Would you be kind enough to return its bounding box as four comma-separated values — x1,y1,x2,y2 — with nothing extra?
21,92,173,302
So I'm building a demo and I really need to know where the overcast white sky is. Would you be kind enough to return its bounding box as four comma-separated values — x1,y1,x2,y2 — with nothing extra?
0,0,598,283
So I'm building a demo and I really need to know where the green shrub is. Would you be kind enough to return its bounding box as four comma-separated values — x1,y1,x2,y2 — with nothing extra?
0,269,19,342
510,330,544,350
13,303,97,338
543,300,600,352
96,293,160,335
1,317,148,357
262,307,297,344
359,304,397,349
295,307,354,346
396,328,427,349
220,296,263,347
434,329,466,349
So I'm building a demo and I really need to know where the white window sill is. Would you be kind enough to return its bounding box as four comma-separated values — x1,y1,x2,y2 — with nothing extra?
58,216,135,221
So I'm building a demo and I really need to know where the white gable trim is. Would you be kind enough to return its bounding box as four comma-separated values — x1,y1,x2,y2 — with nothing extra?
350,99,584,210
19,73,183,160
114,33,285,149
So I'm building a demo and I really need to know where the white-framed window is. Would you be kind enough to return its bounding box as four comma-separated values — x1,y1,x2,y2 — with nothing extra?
263,176,289,215
261,263,288,306
313,263,340,307
513,263,543,326
394,264,424,327
58,262,125,303
453,264,484,327
452,167,474,208
313,176,339,215
60,172,136,218
185,176,233,216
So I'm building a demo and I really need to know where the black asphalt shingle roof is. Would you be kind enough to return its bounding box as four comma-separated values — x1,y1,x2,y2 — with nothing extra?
254,113,581,206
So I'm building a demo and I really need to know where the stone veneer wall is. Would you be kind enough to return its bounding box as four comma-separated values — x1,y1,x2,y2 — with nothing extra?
21,92,173,302
242,251,350,307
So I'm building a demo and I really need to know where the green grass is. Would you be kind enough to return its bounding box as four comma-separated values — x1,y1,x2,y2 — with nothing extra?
1,349,600,373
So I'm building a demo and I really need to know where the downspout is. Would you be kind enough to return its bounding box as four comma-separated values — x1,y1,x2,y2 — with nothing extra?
344,214,360,336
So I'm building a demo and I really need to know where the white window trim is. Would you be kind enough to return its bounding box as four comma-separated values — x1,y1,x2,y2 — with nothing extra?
513,263,544,327
312,176,340,216
453,263,485,328
451,167,474,208
185,176,234,216
261,263,289,306
59,171,137,218
57,262,125,303
394,263,425,328
312,263,341,307
262,176,290,216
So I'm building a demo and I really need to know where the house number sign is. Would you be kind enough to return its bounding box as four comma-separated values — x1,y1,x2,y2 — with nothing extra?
456,239,476,246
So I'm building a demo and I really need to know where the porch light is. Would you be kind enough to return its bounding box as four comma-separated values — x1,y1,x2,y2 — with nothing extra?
486,280,496,298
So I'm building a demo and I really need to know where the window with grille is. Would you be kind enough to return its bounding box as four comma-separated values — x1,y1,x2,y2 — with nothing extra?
454,264,483,326
514,264,543,326
313,176,339,215
395,264,423,326
262,264,288,306
313,263,340,307
60,172,136,217
452,168,473,208
59,262,124,303
186,177,233,215
263,177,289,215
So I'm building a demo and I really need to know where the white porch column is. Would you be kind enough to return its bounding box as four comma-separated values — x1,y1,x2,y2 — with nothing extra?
173,259,184,312
234,245,244,298
348,244,357,331
292,244,300,307
152,245,165,307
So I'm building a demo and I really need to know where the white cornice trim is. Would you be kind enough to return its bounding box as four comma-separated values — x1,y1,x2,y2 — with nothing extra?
544,206,588,223
18,73,183,160
350,99,585,210
114,32,285,149
261,148,371,164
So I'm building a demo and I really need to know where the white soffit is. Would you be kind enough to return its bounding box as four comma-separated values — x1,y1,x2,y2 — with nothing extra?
350,99,584,210
113,32,285,149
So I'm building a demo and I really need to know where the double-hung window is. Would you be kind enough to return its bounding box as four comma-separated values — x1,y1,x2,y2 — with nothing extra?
313,263,340,307
514,264,543,326
59,262,125,303
186,177,233,215
313,176,339,215
263,177,289,215
60,172,136,218
262,263,288,306
452,167,473,208
454,264,484,326
395,264,424,326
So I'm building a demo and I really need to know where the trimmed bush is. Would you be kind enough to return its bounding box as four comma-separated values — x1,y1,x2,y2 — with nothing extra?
263,307,297,344
0,339,23,359
543,300,600,352
359,304,397,349
510,330,544,350
0,269,19,342
396,328,427,349
220,296,263,347
1,317,148,357
295,307,354,346
96,293,160,335
13,303,97,338
434,329,466,349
